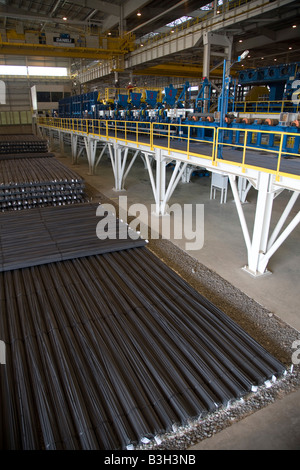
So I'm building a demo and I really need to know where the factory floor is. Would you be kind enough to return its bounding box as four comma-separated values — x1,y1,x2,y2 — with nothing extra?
55,148,300,450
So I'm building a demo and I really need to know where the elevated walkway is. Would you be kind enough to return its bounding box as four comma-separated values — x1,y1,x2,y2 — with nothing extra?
37,117,300,276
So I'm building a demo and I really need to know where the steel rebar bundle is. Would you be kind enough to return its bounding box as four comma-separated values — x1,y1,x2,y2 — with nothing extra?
0,157,86,211
0,134,287,451
0,247,286,450
0,203,146,271
0,135,48,155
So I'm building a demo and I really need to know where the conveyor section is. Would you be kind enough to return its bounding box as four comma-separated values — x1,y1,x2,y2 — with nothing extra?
0,245,286,450
0,203,146,271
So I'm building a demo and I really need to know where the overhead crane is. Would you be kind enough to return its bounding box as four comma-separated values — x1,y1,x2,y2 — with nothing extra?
0,30,135,60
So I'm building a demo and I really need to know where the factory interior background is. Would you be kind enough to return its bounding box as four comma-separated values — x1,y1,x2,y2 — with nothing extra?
0,0,300,452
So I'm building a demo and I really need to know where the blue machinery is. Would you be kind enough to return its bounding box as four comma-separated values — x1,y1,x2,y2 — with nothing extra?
57,62,300,156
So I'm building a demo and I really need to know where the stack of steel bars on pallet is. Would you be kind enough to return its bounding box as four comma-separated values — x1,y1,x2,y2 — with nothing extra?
0,245,286,450
0,203,146,271
0,135,287,451
0,135,86,211
0,135,49,157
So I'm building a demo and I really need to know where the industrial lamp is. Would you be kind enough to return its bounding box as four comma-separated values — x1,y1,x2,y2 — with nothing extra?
238,50,249,61
219,50,250,126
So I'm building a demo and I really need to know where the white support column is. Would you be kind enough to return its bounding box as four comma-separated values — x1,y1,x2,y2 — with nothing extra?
267,191,299,250
203,33,211,113
161,161,188,215
59,131,64,154
71,133,78,164
84,136,97,175
203,34,211,80
229,175,251,252
155,149,167,215
231,174,300,276
247,173,274,275
181,165,194,183
143,150,186,215
142,150,167,215
238,176,253,203
258,209,300,274
108,143,128,192
144,152,158,205
95,143,108,169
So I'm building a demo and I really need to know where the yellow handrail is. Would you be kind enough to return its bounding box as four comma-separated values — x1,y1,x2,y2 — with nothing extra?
37,117,300,182
215,126,300,181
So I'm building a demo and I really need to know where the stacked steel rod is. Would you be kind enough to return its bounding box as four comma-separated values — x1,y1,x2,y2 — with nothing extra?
0,203,146,271
0,134,287,451
0,135,86,211
0,135,48,155
0,245,286,450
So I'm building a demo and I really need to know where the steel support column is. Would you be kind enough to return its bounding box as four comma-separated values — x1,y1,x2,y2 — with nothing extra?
59,131,64,154
247,172,274,275
203,32,233,113
108,143,129,191
230,173,300,276
84,136,97,175
238,176,253,203
71,133,78,164
143,150,188,215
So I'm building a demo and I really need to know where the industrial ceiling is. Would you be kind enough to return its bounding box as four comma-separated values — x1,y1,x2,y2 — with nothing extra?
0,1,300,78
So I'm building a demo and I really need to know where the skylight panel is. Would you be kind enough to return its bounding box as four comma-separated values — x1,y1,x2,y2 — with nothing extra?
165,16,193,27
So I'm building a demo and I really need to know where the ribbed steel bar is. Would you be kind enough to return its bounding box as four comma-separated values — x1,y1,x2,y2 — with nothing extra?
0,204,146,271
0,135,48,155
0,157,86,211
0,247,286,450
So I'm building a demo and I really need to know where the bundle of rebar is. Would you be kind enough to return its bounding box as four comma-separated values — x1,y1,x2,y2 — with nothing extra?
0,203,146,271
0,134,287,451
0,135,48,156
0,156,86,211
0,247,286,450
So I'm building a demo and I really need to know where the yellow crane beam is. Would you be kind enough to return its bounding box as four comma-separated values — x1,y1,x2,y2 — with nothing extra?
0,41,127,59
133,63,238,79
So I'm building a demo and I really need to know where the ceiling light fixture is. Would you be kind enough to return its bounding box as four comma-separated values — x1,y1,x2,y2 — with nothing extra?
239,49,249,60
63,17,67,21
137,11,141,16
292,24,297,28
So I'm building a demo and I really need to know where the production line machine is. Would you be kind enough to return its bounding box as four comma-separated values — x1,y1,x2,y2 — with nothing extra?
57,62,300,156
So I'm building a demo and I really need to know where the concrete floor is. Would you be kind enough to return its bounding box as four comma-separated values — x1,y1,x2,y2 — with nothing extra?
55,146,300,450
